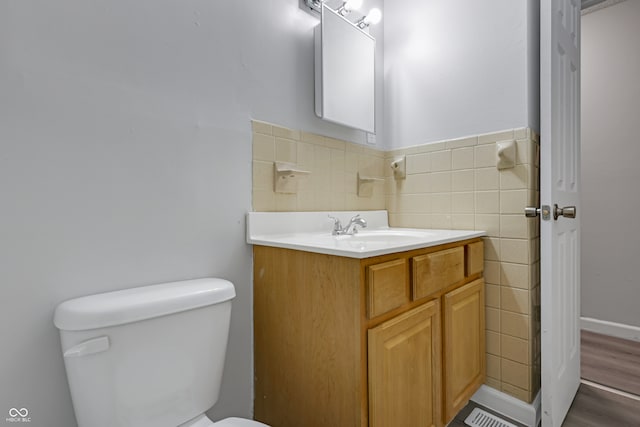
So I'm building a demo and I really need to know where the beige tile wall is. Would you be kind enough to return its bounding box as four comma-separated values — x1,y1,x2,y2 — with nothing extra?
251,120,385,212
251,120,541,403
385,129,541,403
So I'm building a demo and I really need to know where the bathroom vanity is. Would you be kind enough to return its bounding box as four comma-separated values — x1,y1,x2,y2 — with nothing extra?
247,211,485,427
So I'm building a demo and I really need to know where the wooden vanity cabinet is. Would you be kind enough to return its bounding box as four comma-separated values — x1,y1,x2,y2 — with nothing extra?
253,238,484,427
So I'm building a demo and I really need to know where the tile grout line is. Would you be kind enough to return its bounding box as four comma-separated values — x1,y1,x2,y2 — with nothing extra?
580,379,640,402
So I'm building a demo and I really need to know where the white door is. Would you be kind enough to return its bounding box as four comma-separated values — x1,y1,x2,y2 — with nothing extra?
540,0,581,426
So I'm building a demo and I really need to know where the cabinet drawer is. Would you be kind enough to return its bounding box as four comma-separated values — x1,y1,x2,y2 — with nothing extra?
412,247,464,300
367,259,409,318
465,241,484,276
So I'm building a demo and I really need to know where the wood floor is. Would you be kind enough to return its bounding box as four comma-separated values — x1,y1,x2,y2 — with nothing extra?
581,330,640,396
562,383,640,427
450,330,640,427
565,330,640,426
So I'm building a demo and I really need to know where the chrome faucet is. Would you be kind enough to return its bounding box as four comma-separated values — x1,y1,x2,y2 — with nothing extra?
328,214,368,235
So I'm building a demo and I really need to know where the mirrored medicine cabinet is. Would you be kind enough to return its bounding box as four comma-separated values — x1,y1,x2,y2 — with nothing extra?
314,4,375,134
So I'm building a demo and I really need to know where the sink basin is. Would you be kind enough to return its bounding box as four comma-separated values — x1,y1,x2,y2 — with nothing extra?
334,229,436,243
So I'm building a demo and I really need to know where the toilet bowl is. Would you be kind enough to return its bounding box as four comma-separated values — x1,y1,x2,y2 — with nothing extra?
54,278,269,427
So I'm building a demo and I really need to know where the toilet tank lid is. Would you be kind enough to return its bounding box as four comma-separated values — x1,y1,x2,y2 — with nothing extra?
54,278,236,331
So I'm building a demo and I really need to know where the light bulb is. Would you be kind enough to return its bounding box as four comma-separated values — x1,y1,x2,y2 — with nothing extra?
344,0,363,11
364,8,382,26
338,0,363,16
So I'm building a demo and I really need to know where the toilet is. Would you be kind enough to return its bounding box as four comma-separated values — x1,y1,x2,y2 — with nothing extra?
54,278,268,427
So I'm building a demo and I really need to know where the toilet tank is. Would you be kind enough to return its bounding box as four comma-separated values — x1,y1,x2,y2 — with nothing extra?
54,278,236,427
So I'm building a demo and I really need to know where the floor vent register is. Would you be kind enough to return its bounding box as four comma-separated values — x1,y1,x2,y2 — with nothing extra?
464,407,518,427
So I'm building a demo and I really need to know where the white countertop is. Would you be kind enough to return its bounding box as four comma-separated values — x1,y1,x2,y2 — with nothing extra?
247,211,486,259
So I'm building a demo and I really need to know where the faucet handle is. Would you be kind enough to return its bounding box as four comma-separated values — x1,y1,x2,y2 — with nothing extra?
328,215,342,233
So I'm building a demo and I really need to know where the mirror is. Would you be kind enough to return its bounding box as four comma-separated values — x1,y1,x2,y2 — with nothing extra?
314,4,375,133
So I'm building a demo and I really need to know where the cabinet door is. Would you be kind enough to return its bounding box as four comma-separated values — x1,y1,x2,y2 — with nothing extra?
443,278,485,423
368,300,441,427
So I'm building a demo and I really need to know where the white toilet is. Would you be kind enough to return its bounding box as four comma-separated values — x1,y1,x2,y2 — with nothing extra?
54,278,268,427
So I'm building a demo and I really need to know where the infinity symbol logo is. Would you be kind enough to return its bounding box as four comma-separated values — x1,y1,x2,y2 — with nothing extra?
9,408,28,417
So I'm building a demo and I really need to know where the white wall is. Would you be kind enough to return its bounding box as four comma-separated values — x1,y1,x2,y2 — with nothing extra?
0,1,382,426
581,0,640,328
383,0,539,149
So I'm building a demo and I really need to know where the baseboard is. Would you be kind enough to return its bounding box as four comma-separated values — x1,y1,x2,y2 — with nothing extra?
470,385,541,427
581,317,640,342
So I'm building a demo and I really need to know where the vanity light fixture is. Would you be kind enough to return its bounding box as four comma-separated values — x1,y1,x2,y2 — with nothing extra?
356,7,382,29
304,0,326,13
336,0,363,16
303,0,382,29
